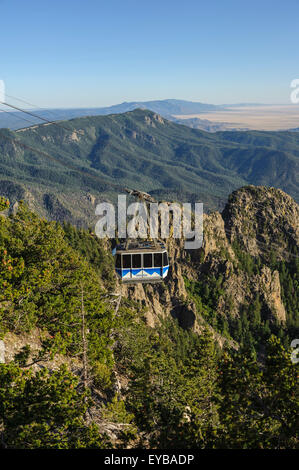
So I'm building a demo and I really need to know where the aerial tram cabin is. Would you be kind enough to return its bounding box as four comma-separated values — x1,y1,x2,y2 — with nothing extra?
114,240,169,283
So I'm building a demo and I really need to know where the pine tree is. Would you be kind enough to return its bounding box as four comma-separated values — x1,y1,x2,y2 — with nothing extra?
0,363,108,448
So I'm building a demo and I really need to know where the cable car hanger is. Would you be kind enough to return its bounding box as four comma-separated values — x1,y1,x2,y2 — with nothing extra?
114,188,170,284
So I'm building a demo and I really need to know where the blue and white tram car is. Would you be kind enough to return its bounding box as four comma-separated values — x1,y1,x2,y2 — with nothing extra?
113,241,169,283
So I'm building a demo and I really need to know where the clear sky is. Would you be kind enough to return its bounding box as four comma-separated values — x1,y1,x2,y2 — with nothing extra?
1,0,299,108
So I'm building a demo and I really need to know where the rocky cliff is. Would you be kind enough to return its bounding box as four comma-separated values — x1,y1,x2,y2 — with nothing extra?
120,186,298,345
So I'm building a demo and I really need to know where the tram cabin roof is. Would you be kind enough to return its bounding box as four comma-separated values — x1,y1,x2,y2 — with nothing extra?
115,241,166,254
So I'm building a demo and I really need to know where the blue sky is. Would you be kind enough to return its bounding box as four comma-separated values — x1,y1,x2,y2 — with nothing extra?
1,0,299,107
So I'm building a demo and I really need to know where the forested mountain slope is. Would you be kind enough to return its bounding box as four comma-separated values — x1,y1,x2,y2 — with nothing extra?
0,186,298,449
0,109,298,225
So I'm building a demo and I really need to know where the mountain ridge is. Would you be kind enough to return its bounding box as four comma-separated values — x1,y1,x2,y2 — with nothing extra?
0,108,298,225
0,98,265,131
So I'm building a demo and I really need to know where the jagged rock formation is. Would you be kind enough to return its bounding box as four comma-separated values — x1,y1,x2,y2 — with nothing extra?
222,186,299,261
120,186,298,342
257,266,286,322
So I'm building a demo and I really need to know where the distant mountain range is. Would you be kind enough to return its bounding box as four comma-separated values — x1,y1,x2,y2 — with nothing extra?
0,99,263,132
0,109,298,225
